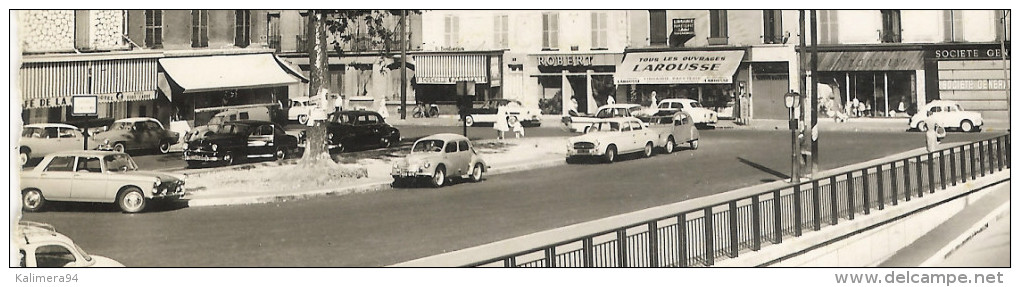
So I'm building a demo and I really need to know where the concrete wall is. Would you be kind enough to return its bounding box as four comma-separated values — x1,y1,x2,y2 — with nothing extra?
422,10,629,53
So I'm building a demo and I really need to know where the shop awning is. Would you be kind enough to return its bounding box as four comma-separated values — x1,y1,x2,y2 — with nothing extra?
159,54,303,93
614,50,745,85
817,51,924,71
414,54,489,84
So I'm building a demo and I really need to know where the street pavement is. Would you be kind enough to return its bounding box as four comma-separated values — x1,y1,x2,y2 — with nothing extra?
18,129,1004,267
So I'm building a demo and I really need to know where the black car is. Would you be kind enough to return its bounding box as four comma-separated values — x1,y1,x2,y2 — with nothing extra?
184,120,298,167
308,110,401,152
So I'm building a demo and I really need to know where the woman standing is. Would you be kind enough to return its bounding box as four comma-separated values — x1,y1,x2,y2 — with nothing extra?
494,108,510,141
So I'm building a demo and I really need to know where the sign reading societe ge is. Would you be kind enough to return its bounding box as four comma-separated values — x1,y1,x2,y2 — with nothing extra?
928,44,1010,60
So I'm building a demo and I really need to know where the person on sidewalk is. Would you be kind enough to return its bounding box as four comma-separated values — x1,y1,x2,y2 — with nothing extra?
649,91,658,108
494,109,509,141
925,122,946,152
509,116,525,138
607,95,616,105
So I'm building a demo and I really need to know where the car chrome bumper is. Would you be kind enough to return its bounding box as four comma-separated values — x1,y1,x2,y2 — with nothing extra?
567,148,603,157
184,151,225,162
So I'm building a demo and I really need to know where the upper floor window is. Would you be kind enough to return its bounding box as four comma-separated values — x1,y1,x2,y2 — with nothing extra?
649,10,667,45
591,12,609,49
709,10,728,45
880,10,901,43
191,10,209,48
444,15,460,48
144,10,163,48
943,10,965,42
494,14,509,49
235,10,251,48
542,12,559,50
763,10,783,44
818,10,839,44
267,13,281,52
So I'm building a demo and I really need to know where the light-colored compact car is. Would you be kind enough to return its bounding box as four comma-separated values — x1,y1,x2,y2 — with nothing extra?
18,123,99,166
566,117,661,163
391,133,489,188
288,96,318,125
15,221,124,267
93,118,180,154
186,106,274,142
654,98,718,127
19,150,186,213
563,104,650,133
464,99,542,127
909,100,983,132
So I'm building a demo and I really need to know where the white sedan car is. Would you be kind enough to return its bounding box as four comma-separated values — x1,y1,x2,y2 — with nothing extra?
654,98,718,127
909,100,983,132
566,117,659,163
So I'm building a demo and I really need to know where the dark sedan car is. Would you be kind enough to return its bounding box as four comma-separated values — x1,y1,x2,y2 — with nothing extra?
183,120,298,167
304,110,401,152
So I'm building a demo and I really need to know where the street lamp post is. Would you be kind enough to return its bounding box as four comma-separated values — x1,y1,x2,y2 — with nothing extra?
786,90,802,183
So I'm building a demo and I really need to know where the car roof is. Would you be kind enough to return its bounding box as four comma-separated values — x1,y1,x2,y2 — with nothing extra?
927,100,959,106
24,123,80,129
223,120,276,125
113,117,159,123
16,221,73,247
330,110,379,116
660,98,697,103
594,117,642,123
601,104,642,109
418,133,468,141
48,150,125,157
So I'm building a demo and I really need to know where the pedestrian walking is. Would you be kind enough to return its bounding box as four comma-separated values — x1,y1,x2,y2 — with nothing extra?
649,91,658,108
494,109,509,141
607,95,616,105
925,122,946,152
509,116,525,138
569,97,579,116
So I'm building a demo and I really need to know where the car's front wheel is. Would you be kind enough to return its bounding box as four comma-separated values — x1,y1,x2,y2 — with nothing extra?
22,189,45,212
465,116,475,127
470,163,484,182
690,139,700,150
19,150,30,166
960,120,975,132
918,121,929,132
158,141,171,154
223,152,236,166
117,187,147,213
665,137,676,154
430,166,446,188
643,142,654,158
113,142,127,153
603,145,617,163
274,147,287,160
298,114,310,125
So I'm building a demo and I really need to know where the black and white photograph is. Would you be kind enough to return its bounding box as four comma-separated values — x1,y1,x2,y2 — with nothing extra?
6,4,1013,287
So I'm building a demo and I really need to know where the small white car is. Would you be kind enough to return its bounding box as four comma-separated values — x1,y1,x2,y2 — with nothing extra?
391,133,489,187
909,100,983,132
288,97,318,125
19,123,100,166
464,99,542,127
654,98,718,127
566,117,660,163
15,221,124,267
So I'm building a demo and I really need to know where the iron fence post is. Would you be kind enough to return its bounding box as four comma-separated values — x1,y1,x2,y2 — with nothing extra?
504,257,516,267
773,190,783,243
996,137,1003,171
583,237,593,267
903,158,912,202
969,143,977,180
648,221,659,267
846,173,856,220
616,230,627,267
704,207,715,266
939,150,947,189
793,184,803,236
926,153,936,194
876,164,885,210
988,139,997,174
960,146,969,183
950,147,958,186
677,214,687,267
829,176,839,225
916,156,925,198
1005,135,1011,168
812,180,821,231
890,161,899,206
751,195,762,250
728,201,739,258
862,169,871,215
544,247,556,267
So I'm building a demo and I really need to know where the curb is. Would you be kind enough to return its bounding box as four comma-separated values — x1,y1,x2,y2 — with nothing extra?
184,157,567,207
918,200,1011,267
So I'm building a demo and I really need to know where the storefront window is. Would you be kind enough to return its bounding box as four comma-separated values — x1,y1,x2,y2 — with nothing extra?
820,71,916,118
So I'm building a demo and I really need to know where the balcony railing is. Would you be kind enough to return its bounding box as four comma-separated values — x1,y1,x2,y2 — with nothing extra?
461,134,1009,267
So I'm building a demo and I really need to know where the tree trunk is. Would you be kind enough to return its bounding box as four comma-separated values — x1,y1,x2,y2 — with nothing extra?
301,10,334,165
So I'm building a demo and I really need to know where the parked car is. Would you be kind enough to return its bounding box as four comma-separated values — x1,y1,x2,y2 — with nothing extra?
562,104,651,133
464,99,542,127
93,118,179,154
184,120,299,167
647,111,701,152
391,133,489,187
19,150,186,213
18,123,99,166
654,98,718,127
566,117,663,163
909,100,983,132
185,106,274,142
288,96,319,125
15,221,124,267
301,110,401,152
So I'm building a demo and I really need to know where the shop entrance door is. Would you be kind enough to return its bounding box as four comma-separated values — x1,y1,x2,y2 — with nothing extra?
751,73,790,120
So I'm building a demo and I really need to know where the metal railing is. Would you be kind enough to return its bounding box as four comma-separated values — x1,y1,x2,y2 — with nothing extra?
468,134,1010,267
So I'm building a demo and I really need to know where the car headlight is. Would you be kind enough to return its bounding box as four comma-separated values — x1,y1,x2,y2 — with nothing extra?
104,139,110,145
423,162,431,168
327,133,334,140
211,144,218,151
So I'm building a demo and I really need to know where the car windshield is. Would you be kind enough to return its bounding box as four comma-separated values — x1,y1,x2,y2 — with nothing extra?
591,122,621,132
412,139,445,153
104,154,138,172
689,102,703,108
327,113,350,124
220,123,252,135
110,122,134,130
596,108,620,118
208,116,224,126
22,127,43,138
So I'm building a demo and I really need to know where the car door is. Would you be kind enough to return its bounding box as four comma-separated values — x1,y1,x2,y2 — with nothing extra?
674,113,695,143
363,113,385,147
630,120,650,149
442,141,465,176
56,127,84,152
31,127,61,156
926,106,947,127
70,156,108,202
248,124,274,156
456,140,473,175
35,156,76,200
617,122,635,153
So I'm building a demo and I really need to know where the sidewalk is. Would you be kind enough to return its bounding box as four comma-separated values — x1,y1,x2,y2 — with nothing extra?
717,118,1010,133
184,136,570,207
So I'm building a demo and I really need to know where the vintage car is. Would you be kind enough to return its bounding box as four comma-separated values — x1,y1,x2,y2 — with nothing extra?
19,123,100,166
566,117,665,163
185,106,274,142
184,120,299,167
647,111,701,152
654,98,719,127
909,100,983,132
288,96,318,125
93,117,180,154
15,221,124,267
562,104,653,133
311,110,401,152
391,133,489,187
19,150,186,213
463,99,542,127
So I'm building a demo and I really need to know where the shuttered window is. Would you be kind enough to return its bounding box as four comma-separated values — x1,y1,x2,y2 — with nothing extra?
235,10,251,48
144,10,163,48
191,10,209,48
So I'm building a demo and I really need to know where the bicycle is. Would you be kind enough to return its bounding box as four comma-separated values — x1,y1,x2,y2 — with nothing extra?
411,102,440,118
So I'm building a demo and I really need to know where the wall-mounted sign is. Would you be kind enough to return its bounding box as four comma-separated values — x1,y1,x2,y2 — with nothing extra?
817,51,924,71
532,53,620,67
939,79,1010,91
927,44,1011,60
97,90,157,103
418,76,488,85
71,95,98,116
24,96,74,109
614,50,745,84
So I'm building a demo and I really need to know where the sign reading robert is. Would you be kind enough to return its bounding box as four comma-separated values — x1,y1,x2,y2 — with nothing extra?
614,50,745,85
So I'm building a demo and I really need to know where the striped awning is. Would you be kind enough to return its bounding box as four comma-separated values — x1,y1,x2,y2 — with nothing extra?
20,58,158,109
414,54,488,84
817,51,924,71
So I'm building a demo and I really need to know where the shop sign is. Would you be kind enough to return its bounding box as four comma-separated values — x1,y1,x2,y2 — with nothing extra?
817,51,924,71
939,79,1009,90
533,53,619,67
97,90,157,103
71,95,98,116
417,76,487,85
929,45,1010,60
24,96,75,109
614,50,745,85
